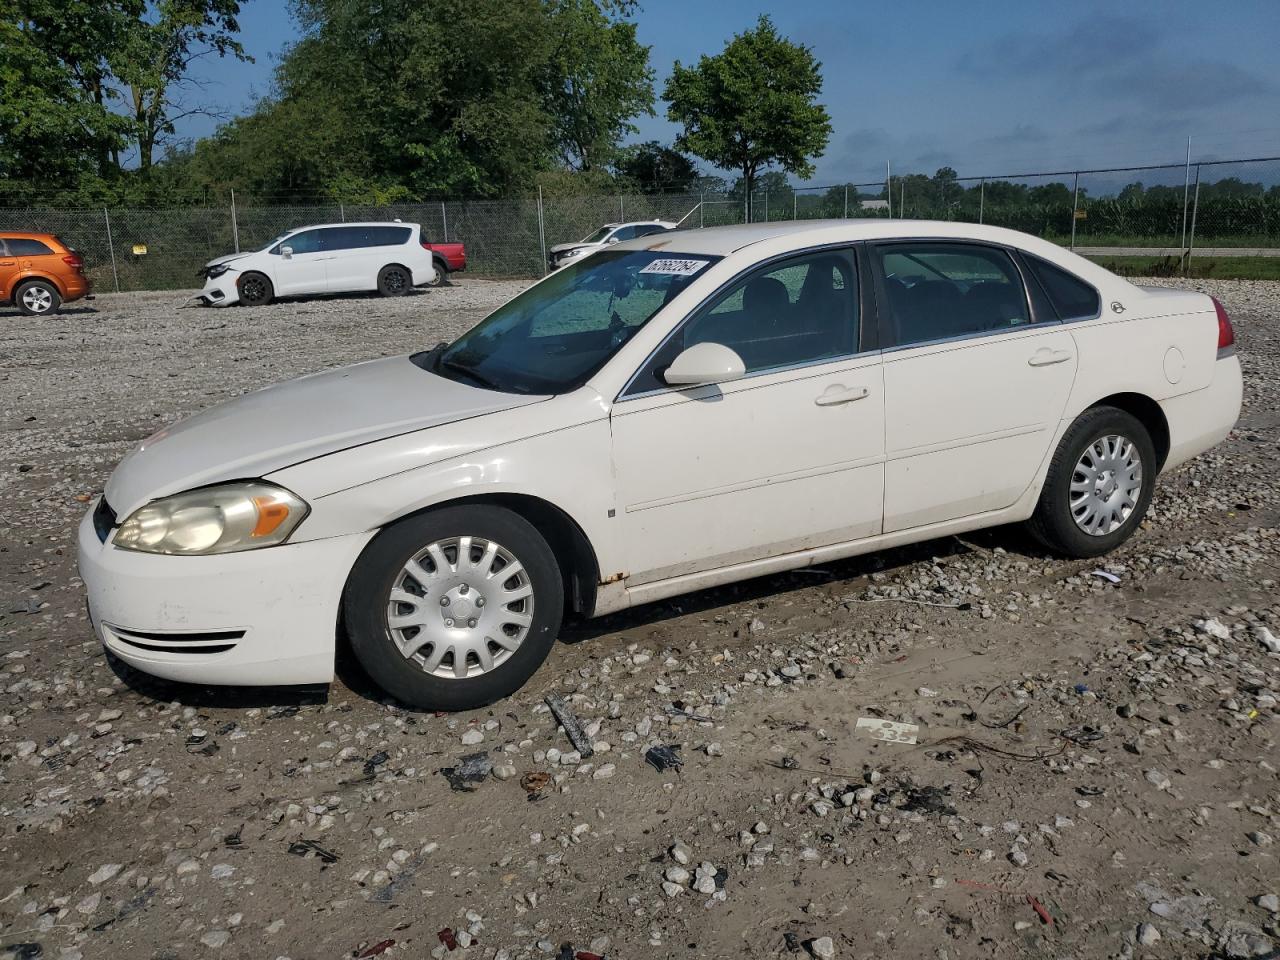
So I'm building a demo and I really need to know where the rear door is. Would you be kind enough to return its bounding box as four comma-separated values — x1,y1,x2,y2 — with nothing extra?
871,241,1077,532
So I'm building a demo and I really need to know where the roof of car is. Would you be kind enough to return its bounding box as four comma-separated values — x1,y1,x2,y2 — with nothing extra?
0,231,61,240
288,221,420,231
613,218,1120,285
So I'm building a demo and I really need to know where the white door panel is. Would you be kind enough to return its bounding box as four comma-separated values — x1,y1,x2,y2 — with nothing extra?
883,329,1076,532
271,252,329,296
612,356,885,584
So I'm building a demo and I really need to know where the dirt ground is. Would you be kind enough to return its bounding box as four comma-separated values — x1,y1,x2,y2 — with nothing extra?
0,278,1277,960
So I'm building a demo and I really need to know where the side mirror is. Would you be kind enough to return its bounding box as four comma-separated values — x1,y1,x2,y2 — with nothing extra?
663,342,746,387
605,235,620,244
280,246,293,259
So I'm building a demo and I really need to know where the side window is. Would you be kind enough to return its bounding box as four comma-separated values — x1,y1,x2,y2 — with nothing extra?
1024,255,1100,320
633,224,667,238
874,242,1030,347
369,226,411,246
6,238,54,256
319,227,359,251
626,250,859,395
284,230,323,254
609,226,636,242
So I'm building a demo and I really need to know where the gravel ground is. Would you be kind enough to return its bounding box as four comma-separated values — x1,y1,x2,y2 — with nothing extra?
1,278,1277,960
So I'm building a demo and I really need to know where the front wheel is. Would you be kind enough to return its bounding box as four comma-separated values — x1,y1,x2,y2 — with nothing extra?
378,264,411,296
1027,406,1156,558
238,272,273,306
344,505,564,710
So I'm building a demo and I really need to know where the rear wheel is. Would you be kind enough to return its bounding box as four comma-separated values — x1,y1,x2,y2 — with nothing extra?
378,264,411,296
425,259,448,287
16,279,61,316
238,272,273,306
1027,406,1156,557
344,505,564,710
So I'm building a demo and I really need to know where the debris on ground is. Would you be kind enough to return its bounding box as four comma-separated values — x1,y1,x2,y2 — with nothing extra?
644,744,683,773
545,694,595,759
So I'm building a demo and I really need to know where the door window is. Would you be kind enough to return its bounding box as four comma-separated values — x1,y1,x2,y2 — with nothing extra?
873,242,1032,347
626,250,859,395
279,230,323,254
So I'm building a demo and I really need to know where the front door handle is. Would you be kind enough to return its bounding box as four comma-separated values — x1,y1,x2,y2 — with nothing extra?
815,384,870,406
0,260,15,266
1028,348,1073,367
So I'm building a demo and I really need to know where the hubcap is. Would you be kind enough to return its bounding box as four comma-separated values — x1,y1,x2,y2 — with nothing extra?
385,536,534,680
22,286,52,312
241,278,264,300
1070,434,1143,536
386,270,406,292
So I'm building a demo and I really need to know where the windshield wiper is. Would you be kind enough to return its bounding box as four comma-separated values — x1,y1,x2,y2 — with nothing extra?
439,356,505,392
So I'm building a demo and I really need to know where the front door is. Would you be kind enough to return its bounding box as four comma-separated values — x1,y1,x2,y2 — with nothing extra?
270,228,330,297
610,249,885,585
0,239,17,303
870,240,1078,532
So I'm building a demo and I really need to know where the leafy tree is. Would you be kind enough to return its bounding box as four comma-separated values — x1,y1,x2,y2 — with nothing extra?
663,15,830,217
110,0,249,173
612,140,699,192
540,0,653,171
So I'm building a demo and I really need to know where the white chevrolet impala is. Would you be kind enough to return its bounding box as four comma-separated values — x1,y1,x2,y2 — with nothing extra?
79,221,1242,709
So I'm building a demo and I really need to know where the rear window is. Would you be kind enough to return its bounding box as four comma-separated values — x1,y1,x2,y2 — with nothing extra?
1025,255,1100,320
323,226,411,250
4,238,54,256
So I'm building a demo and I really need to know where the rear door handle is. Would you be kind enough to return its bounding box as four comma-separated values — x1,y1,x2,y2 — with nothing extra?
814,385,870,406
1028,348,1072,367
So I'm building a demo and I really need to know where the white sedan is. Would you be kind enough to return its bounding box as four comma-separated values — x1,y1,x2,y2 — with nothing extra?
79,220,1242,710
195,221,436,306
548,220,676,270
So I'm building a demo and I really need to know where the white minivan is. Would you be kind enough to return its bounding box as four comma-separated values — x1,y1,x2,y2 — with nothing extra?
196,221,437,306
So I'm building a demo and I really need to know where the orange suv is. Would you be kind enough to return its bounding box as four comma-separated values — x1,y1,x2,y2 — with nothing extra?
1,232,93,315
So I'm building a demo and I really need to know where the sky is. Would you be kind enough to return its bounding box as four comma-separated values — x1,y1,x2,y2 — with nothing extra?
187,0,1280,189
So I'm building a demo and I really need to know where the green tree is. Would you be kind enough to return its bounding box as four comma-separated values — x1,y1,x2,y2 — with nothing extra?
540,0,653,171
612,140,699,192
663,15,830,217
110,0,249,173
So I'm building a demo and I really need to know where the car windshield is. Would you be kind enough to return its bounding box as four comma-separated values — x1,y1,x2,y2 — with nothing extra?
581,226,613,243
431,250,719,395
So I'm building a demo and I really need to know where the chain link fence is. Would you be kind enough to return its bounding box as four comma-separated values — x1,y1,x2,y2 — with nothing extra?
3,157,1278,292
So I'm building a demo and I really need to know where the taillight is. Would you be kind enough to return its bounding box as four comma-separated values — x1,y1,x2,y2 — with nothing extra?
62,254,83,268
1211,297,1235,353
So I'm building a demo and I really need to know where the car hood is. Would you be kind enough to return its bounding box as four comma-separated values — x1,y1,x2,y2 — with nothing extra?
549,241,602,256
203,252,252,269
104,356,544,515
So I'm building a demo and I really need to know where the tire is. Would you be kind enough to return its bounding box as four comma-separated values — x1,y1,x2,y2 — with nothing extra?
237,272,273,306
1027,406,1157,558
378,264,411,296
425,259,448,287
15,279,61,316
344,505,564,710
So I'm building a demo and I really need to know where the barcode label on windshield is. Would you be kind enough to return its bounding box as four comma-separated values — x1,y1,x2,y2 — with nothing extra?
640,258,710,276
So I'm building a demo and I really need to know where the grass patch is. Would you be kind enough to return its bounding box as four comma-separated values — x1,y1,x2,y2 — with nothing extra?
1084,254,1280,280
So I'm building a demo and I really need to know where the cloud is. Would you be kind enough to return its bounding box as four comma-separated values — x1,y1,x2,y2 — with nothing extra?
956,16,1269,112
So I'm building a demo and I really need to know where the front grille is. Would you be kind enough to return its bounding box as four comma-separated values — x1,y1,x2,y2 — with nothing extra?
93,497,117,543
106,625,244,656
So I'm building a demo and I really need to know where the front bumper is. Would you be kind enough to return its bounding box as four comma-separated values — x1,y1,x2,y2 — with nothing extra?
78,502,374,686
194,271,241,306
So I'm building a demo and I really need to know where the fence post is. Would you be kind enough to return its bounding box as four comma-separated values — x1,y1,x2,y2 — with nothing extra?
619,196,624,221
979,180,985,225
843,185,849,218
699,192,704,229
537,186,548,276
1179,136,1192,254
1070,171,1080,251
1185,164,1202,276
440,200,448,242
764,190,769,223
743,190,748,224
230,189,240,254
102,208,121,294
793,191,798,221
339,202,345,222
885,160,892,218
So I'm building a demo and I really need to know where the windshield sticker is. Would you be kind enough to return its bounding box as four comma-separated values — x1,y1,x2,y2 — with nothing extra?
639,258,710,277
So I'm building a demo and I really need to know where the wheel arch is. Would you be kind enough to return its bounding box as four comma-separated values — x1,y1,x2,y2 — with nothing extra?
1085,392,1170,471
379,492,601,618
432,255,449,275
13,272,66,299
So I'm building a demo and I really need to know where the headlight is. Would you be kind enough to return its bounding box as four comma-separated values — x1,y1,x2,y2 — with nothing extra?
114,482,309,555
560,247,584,260
205,264,230,279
